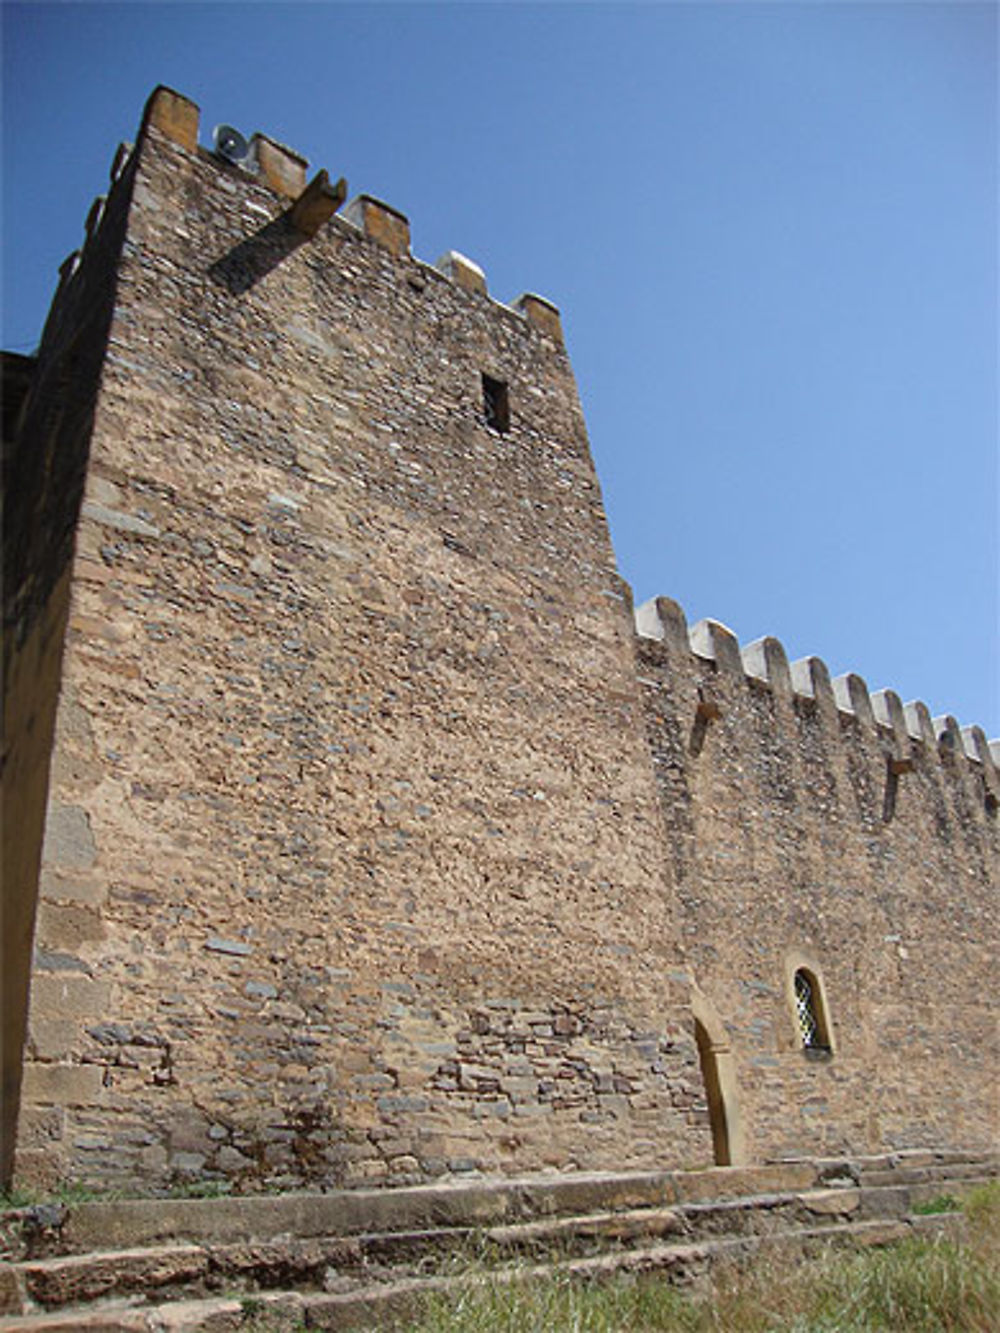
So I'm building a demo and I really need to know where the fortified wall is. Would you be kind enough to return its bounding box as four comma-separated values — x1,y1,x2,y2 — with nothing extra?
2,87,997,1194
635,598,997,1166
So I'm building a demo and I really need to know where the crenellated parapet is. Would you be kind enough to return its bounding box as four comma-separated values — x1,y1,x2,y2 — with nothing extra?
127,85,564,342
635,594,1000,818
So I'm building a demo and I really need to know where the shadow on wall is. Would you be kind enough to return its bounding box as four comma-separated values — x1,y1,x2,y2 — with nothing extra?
207,215,309,295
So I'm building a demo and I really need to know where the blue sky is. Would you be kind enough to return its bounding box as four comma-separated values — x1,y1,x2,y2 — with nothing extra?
3,2,997,735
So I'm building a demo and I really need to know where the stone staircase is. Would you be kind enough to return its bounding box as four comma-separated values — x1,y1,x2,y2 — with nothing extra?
1,1148,994,1331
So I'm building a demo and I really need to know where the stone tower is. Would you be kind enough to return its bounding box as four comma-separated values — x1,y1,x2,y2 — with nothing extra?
3,88,706,1191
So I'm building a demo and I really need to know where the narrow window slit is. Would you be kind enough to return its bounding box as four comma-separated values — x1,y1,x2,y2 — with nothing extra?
482,374,510,433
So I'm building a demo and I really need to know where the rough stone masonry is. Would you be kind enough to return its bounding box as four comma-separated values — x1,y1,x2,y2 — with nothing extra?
2,86,997,1194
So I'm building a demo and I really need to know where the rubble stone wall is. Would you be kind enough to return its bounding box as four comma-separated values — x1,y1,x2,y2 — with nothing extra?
2,148,139,1184
12,90,706,1191
636,596,999,1164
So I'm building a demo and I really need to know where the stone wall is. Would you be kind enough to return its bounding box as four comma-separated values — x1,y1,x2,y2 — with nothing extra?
635,595,999,1164
10,89,707,1191
2,146,138,1184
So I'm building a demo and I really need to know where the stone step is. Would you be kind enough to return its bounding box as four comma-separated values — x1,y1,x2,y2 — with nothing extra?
345,1206,688,1269
679,1186,864,1240
1,1174,962,1322
858,1158,999,1189
486,1203,685,1254
0,1161,824,1262
1,1245,207,1318
9,1150,991,1267
482,1187,867,1254
0,1186,860,1315
0,1213,949,1332
0,1292,307,1331
797,1149,998,1188
2,1236,364,1317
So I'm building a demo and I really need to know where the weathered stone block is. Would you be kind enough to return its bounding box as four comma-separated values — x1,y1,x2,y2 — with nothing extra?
21,1063,105,1106
513,292,563,341
142,86,199,151
170,1152,207,1174
28,1019,79,1061
40,803,96,871
28,975,111,1022
168,1113,213,1155
36,901,105,951
435,251,487,296
0,1265,24,1316
10,1148,63,1193
204,937,252,957
21,1243,209,1308
15,1102,64,1148
800,1187,861,1216
343,194,410,255
38,870,106,906
250,133,308,199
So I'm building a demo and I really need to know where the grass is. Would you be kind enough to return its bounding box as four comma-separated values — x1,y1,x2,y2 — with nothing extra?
399,1182,1000,1332
0,1175,235,1210
0,1181,114,1208
911,1194,962,1216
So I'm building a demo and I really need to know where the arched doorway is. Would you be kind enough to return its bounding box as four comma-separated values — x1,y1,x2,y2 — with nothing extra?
690,984,747,1166
695,1018,731,1165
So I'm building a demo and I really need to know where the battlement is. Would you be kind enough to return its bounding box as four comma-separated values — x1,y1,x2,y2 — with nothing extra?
118,85,564,342
636,594,1000,793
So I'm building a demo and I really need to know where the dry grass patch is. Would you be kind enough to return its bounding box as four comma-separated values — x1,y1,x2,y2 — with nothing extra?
402,1182,1000,1332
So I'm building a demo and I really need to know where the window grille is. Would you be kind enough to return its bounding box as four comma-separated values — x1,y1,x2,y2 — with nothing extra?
794,969,825,1049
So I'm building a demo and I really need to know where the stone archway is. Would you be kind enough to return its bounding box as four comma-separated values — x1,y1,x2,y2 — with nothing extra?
690,985,747,1167
695,1018,731,1165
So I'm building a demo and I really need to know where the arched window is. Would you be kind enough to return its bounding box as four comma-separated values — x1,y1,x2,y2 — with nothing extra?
793,968,831,1052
